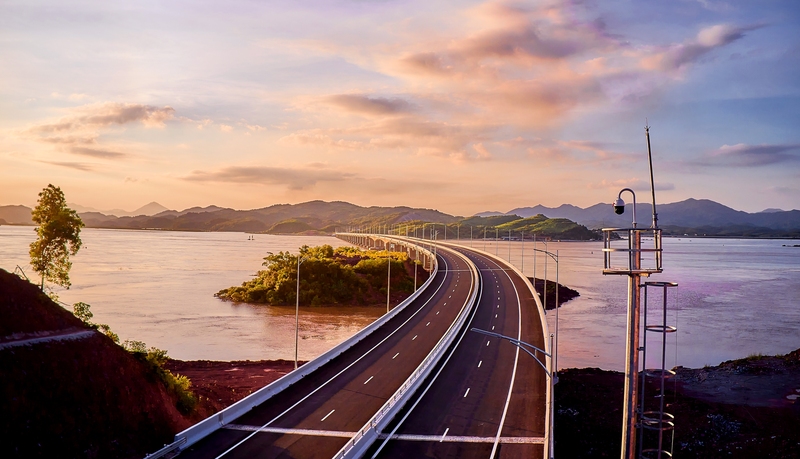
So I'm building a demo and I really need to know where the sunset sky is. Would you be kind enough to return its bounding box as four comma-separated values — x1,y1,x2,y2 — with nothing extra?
2,0,798,216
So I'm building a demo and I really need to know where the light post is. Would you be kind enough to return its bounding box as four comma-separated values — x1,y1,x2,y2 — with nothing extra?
602,125,666,459
614,187,641,459
295,255,308,370
386,243,395,313
508,229,512,262
533,246,559,372
471,328,555,459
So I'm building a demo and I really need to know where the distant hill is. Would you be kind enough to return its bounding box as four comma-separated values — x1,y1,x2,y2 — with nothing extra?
67,201,171,217
0,205,33,224
72,200,460,233
506,199,800,235
4,198,799,237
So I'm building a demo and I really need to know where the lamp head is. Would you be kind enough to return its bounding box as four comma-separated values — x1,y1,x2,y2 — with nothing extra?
613,198,625,215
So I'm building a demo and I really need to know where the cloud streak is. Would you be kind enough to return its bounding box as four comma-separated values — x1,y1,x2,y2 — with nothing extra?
701,143,800,167
70,147,127,159
29,103,175,136
183,165,355,190
641,24,762,71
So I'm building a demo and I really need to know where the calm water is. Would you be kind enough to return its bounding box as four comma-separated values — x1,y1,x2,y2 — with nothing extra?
2,226,799,369
0,226,378,361
458,237,800,370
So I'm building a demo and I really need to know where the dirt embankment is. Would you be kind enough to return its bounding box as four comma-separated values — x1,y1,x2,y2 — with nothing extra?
163,359,299,415
0,269,193,459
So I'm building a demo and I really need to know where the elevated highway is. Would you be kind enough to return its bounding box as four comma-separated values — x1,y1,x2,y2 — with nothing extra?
369,242,550,459
157,235,550,459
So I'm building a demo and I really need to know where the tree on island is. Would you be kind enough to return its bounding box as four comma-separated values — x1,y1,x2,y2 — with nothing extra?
216,244,417,306
29,184,84,291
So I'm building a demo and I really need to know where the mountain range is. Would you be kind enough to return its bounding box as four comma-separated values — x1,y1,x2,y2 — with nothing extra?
1,198,799,237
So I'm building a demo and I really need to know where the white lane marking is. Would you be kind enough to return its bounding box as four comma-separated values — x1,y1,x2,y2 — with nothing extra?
370,250,482,459
486,340,490,346
464,388,470,397
426,322,430,326
449,295,452,298
492,326,495,331
495,314,498,318
490,254,524,459
215,253,456,458
392,352,399,359
412,335,418,340
364,376,373,384
478,360,482,368
321,409,335,421
436,311,439,315
440,428,450,442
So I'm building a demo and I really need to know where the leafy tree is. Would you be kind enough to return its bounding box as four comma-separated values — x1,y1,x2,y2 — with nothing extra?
29,184,84,290
72,301,119,343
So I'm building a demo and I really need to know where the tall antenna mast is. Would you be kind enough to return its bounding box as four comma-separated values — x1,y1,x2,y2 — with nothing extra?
645,122,658,229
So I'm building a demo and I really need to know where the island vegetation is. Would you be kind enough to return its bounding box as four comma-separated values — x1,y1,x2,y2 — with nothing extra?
215,245,425,306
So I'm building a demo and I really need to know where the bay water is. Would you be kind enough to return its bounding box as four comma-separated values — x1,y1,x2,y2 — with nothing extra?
2,226,799,370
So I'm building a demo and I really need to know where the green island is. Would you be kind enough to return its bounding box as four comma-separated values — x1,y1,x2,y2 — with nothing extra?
215,245,425,306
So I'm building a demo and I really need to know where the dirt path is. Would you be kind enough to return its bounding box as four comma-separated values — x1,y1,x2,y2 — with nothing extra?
0,329,95,350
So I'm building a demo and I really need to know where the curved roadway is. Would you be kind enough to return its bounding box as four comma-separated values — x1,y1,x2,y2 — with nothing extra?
177,246,476,459
367,243,548,459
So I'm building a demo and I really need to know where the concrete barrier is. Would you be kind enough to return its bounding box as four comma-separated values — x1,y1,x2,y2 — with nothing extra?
332,241,481,459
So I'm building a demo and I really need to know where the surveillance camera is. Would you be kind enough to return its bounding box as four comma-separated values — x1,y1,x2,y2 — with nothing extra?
613,198,625,215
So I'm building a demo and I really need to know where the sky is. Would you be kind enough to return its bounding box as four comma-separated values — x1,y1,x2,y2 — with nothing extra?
1,0,799,216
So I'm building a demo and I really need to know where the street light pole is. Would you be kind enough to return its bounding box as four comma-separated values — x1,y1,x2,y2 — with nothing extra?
295,255,307,370
387,243,395,313
470,328,555,458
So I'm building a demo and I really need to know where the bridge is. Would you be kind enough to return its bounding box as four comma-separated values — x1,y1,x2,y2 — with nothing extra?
149,234,551,459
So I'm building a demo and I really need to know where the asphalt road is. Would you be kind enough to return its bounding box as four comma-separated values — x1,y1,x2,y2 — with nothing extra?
368,245,548,459
177,245,477,459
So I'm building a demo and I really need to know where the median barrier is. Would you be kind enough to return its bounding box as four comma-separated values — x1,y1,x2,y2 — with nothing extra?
332,242,481,459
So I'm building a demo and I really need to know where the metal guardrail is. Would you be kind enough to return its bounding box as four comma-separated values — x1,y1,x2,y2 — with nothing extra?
144,437,186,459
164,238,439,454
332,240,481,459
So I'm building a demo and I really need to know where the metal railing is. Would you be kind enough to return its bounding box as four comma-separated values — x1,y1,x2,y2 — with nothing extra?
602,227,663,275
